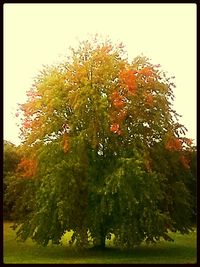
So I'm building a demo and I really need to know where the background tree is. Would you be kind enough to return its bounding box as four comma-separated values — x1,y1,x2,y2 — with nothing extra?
3,141,20,219
3,140,20,176
12,36,195,249
3,141,37,221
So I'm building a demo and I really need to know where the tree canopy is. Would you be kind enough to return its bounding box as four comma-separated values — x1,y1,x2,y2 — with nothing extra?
3,141,20,177
12,37,195,249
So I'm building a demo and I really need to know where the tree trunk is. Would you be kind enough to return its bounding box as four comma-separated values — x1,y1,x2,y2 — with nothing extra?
99,230,106,249
93,224,106,249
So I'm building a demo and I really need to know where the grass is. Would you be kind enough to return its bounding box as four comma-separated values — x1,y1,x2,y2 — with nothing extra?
3,221,197,264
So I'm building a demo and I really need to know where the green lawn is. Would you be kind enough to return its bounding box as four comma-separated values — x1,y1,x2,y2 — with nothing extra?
3,222,197,264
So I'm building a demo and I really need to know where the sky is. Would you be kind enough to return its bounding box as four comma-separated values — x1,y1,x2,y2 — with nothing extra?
3,3,197,146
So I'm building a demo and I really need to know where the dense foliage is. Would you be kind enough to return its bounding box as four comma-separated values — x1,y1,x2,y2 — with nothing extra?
3,141,20,219
10,37,196,249
3,141,37,220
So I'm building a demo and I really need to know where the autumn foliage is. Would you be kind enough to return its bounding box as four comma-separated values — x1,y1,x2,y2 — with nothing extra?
110,123,121,135
119,69,137,94
111,91,125,109
139,67,153,77
17,158,37,178
165,136,182,151
165,135,192,169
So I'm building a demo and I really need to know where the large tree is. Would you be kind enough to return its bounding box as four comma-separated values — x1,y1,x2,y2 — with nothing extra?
13,37,195,249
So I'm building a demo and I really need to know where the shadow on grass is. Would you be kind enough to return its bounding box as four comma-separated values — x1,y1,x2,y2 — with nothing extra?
4,241,197,264
31,242,195,260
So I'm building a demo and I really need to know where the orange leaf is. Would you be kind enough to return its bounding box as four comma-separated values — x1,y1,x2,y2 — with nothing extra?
139,67,153,77
17,159,37,178
23,119,32,129
119,69,137,94
111,91,125,109
165,137,182,151
110,123,119,133
146,94,154,106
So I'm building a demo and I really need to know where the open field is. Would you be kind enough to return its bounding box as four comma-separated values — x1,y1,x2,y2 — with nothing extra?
3,222,197,264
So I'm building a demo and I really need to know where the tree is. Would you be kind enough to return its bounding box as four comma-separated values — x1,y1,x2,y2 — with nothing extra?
3,141,20,219
179,146,197,224
3,141,37,221
13,36,195,249
3,140,20,177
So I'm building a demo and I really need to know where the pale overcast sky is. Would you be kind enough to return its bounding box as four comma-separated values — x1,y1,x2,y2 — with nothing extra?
3,3,196,146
